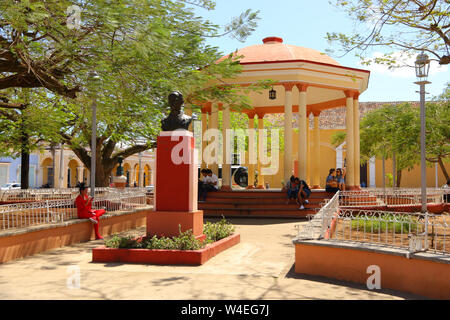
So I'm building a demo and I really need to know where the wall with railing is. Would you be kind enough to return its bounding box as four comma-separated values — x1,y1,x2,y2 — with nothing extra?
296,190,449,256
0,188,149,231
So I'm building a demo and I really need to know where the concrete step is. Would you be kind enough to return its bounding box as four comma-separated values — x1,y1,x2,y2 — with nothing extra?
203,208,315,219
202,197,326,205
198,202,321,210
207,191,332,200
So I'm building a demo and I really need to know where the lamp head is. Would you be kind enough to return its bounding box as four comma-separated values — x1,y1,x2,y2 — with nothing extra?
415,52,430,81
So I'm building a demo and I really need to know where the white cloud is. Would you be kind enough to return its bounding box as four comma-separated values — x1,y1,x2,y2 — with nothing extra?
358,51,448,78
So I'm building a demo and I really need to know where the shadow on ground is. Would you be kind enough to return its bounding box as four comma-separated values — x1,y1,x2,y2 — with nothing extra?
283,263,428,300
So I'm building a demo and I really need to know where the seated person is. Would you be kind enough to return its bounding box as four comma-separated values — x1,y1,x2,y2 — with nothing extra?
199,169,218,201
198,169,209,201
285,175,299,204
296,178,311,210
325,168,340,194
336,168,346,191
75,183,106,240
443,179,450,203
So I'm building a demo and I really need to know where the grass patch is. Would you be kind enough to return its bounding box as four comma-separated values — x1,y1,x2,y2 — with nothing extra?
350,213,419,234
105,217,235,250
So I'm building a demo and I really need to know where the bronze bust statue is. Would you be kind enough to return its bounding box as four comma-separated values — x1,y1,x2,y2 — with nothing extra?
161,91,192,131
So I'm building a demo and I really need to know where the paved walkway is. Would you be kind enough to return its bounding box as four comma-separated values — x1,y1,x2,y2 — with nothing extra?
0,218,423,300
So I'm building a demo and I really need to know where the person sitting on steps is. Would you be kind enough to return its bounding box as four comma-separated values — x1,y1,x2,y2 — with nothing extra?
296,177,311,210
325,168,340,194
199,169,218,202
285,175,299,204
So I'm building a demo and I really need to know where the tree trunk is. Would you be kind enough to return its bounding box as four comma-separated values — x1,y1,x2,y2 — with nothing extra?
437,157,449,181
20,126,29,189
396,170,402,188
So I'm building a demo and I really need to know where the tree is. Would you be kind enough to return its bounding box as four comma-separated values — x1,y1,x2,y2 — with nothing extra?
0,0,267,187
426,83,450,180
326,0,450,66
331,86,450,186
0,89,66,188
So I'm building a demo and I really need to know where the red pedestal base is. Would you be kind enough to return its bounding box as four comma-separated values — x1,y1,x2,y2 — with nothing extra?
147,210,204,238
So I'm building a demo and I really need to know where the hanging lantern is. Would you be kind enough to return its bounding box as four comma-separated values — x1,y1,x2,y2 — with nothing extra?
269,87,277,100
415,52,430,82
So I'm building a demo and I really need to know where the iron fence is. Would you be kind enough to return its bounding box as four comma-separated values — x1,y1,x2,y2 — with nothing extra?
0,187,148,203
328,208,449,255
296,191,340,240
295,189,449,255
0,189,148,231
339,188,445,207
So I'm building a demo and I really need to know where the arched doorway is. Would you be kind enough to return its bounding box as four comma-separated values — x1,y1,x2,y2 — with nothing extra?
123,163,131,186
144,164,151,187
41,157,54,187
67,159,79,188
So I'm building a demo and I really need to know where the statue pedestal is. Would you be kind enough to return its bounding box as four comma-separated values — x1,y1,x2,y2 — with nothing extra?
113,175,127,189
147,131,204,238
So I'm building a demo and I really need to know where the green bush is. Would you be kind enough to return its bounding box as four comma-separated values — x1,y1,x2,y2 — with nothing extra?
203,217,235,242
350,213,419,234
105,219,235,250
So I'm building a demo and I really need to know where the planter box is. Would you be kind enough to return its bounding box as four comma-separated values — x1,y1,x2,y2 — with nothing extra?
92,233,240,266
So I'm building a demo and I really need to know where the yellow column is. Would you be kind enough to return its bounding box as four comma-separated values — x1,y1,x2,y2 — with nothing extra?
297,83,308,180
306,114,311,184
210,103,219,177
221,105,231,190
353,93,361,188
283,83,294,183
201,109,208,170
257,113,265,189
345,90,355,188
247,113,256,188
185,107,193,132
312,112,321,188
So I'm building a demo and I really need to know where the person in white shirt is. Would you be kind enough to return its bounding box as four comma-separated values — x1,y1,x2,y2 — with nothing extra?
198,169,208,201
199,169,218,201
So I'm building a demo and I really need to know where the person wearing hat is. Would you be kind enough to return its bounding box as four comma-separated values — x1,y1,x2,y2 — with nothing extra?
75,183,106,240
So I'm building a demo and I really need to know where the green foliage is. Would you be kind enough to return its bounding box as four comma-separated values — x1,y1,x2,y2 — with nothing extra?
330,131,346,147
203,217,235,242
385,173,393,188
326,0,450,66
105,219,235,250
0,0,265,186
351,213,419,234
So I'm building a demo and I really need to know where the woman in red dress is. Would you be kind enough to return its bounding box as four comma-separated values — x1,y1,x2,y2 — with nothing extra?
75,183,106,240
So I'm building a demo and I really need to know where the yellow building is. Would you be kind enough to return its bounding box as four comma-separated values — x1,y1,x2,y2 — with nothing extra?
38,146,155,188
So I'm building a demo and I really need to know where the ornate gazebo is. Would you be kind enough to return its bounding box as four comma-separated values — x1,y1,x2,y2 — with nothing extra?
199,37,370,190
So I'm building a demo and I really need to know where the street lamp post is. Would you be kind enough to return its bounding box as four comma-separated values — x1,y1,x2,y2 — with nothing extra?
88,71,101,198
414,52,431,249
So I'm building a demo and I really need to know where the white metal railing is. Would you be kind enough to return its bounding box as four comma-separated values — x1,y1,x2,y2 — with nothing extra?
328,209,449,255
339,188,445,207
296,191,340,240
0,187,148,203
295,190,449,256
0,189,148,231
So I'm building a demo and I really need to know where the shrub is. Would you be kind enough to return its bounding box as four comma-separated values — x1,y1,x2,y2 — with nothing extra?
203,217,235,242
350,213,419,234
105,219,235,250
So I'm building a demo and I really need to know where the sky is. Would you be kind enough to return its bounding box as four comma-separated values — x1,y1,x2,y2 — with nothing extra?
194,0,449,102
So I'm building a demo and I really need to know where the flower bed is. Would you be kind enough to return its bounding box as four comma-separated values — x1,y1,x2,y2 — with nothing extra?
92,218,240,265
